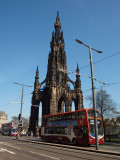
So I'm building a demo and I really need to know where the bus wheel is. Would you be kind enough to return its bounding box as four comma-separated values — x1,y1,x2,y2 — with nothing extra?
72,138,77,145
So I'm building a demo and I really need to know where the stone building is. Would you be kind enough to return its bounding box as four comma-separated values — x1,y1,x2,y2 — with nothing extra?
0,111,8,130
29,13,83,135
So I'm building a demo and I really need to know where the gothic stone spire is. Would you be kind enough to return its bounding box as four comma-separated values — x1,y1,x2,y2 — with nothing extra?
47,12,67,86
54,11,61,43
34,66,39,91
75,63,81,89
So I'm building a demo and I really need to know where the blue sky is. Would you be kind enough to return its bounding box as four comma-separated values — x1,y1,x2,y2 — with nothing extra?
0,0,120,123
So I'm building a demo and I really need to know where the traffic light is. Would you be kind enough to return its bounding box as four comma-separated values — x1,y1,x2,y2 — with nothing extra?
20,120,23,126
18,120,23,127
18,114,21,121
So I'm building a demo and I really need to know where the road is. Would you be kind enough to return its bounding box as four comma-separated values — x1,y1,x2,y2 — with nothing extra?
0,135,120,160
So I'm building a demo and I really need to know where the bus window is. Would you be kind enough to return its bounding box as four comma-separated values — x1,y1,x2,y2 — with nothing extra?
60,115,63,120
88,110,93,117
57,115,62,120
87,109,101,118
59,115,61,120
83,126,88,135
49,117,52,121
44,127,67,135
74,112,78,119
76,115,78,119
12,127,18,134
72,115,75,119
12,122,18,127
97,120,103,136
78,115,82,119
89,119,103,137
82,111,86,115
44,117,48,122
55,116,57,121
44,128,49,134
65,114,68,120
52,116,55,121
73,126,88,136
96,112,101,118
48,117,50,121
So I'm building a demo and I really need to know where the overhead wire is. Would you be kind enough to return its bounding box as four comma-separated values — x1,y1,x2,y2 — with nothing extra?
94,51,120,65
106,82,120,86
0,92,32,119
83,81,120,94
80,51,120,70
0,92,31,108
79,51,120,92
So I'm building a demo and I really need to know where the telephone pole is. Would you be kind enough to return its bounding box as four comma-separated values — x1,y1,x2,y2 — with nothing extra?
13,82,32,139
75,39,102,150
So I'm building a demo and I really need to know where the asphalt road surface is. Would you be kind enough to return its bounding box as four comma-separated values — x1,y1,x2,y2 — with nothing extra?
0,135,120,160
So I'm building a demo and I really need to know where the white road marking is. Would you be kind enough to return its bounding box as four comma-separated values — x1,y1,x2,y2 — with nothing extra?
4,143,21,149
0,142,21,149
0,142,5,144
0,148,16,154
30,151,60,160
0,148,4,152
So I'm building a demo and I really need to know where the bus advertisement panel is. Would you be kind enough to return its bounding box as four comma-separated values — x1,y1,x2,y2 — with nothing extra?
41,108,104,146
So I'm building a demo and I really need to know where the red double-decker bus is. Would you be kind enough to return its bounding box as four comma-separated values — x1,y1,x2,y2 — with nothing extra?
41,108,104,146
1,122,18,136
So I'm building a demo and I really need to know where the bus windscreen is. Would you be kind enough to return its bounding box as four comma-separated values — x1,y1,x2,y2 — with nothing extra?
87,109,101,118
88,119,103,137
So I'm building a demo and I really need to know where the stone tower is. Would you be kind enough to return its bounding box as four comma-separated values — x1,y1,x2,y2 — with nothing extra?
29,12,83,135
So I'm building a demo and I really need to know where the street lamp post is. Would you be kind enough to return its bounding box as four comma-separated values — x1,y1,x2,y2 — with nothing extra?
13,82,32,139
75,39,102,150
89,46,99,150
20,85,24,120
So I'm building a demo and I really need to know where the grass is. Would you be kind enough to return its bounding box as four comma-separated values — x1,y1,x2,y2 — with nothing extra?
105,137,120,142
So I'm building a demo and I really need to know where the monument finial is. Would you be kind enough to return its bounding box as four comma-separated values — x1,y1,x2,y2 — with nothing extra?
54,11,61,28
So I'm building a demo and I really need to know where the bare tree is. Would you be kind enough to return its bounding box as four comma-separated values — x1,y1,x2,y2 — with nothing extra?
10,116,29,130
10,116,18,122
86,87,118,121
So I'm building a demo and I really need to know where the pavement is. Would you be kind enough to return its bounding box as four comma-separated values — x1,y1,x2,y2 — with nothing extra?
12,136,120,156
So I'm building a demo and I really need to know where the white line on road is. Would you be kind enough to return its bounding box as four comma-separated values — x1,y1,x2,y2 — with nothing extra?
4,143,21,149
0,148,4,152
0,148,16,154
30,151,60,160
0,142,5,144
0,142,21,149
